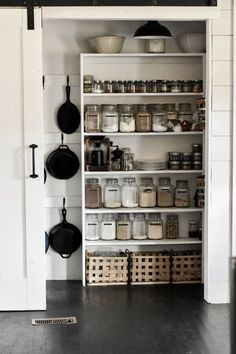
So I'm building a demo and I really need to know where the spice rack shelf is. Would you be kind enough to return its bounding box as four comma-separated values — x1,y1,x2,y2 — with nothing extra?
83,93,204,97
83,132,204,137
84,170,203,176
85,238,202,246
85,208,203,214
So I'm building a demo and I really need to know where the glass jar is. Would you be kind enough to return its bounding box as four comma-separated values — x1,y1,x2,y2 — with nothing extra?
178,103,193,131
103,80,113,93
121,149,135,171
192,80,203,93
119,104,135,132
121,177,138,208
147,213,163,240
101,105,119,133
174,180,190,208
182,80,192,93
85,214,100,241
189,220,199,238
83,75,94,93
92,80,103,93
104,178,121,208
157,177,174,207
127,80,135,93
160,80,170,93
170,80,181,93
112,80,119,93
116,214,132,240
100,214,116,240
192,161,202,170
118,80,125,93
136,105,152,132
151,80,160,93
85,178,102,208
165,103,178,131
181,161,192,170
182,152,192,162
132,214,147,240
169,161,181,170
192,144,202,153
150,104,168,132
139,178,156,208
168,152,181,161
84,104,101,132
166,214,179,239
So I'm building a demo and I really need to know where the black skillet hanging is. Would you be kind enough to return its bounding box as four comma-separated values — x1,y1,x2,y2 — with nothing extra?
49,198,82,259
57,75,80,134
46,134,80,179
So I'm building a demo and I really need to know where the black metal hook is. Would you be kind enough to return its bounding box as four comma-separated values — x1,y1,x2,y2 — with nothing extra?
63,197,66,209
61,133,64,145
67,75,70,86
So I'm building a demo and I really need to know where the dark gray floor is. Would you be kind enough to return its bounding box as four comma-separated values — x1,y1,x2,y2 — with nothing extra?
0,281,230,354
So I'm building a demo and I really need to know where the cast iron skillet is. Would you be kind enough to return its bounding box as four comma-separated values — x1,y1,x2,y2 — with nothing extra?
46,134,80,180
45,231,49,253
57,75,80,134
49,198,82,258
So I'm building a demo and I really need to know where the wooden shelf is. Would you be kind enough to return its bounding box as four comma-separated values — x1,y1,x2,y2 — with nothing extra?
84,170,203,176
85,207,203,214
83,92,204,97
85,238,202,246
83,131,204,137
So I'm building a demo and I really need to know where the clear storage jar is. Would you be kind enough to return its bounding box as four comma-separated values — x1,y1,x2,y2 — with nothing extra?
121,177,138,208
92,80,103,93
85,214,100,241
139,177,156,208
104,178,121,208
165,103,178,132
116,214,132,240
132,214,147,240
83,75,94,93
100,214,116,240
135,105,152,132
147,213,163,240
178,103,193,131
166,214,179,239
157,177,174,207
170,80,181,93
102,105,119,133
119,104,135,132
84,104,101,132
85,178,102,209
150,104,168,132
174,180,190,208
121,149,135,171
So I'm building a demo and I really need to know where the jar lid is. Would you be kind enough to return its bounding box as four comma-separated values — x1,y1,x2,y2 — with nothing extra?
193,161,202,165
176,180,188,187
149,213,161,219
168,152,181,156
159,177,171,184
169,161,181,165
106,178,118,183
181,161,192,165
86,178,99,184
137,104,148,111
164,103,176,112
102,104,117,111
189,220,198,225
117,104,133,112
182,152,192,157
83,75,94,81
140,177,153,184
123,177,136,182
118,213,130,220
86,104,100,112
149,104,163,112
178,103,192,112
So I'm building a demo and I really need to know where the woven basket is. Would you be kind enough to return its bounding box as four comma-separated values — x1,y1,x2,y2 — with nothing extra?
86,252,128,286
171,251,202,283
130,252,170,285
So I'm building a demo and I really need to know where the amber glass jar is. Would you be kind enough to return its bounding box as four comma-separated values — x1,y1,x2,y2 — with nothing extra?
135,105,151,132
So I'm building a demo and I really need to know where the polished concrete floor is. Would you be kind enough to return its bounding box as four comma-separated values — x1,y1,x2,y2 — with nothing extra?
0,281,230,354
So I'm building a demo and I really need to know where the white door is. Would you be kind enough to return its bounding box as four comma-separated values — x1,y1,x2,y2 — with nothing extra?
0,9,45,310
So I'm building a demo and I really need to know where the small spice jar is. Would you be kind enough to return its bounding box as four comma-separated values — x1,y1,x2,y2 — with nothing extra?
150,104,168,132
100,214,116,240
189,220,199,238
121,177,138,208
135,105,152,132
181,161,192,170
157,177,174,207
182,80,192,93
127,80,136,93
92,80,103,93
83,75,94,93
166,214,179,239
101,104,119,133
169,161,181,170
103,80,113,93
151,80,160,93
192,152,202,162
85,178,102,209
160,80,170,93
84,104,101,133
192,144,202,153
85,214,100,241
192,161,202,170
118,80,125,93
174,180,190,208
192,80,203,93
147,213,163,240
168,152,182,161
116,214,132,240
139,178,156,208
170,80,181,93
182,152,192,162
104,178,121,208
132,214,147,240
119,104,135,132
112,80,119,93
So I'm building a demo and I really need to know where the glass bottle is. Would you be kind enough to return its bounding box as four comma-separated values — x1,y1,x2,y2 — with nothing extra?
132,214,147,240
104,178,121,208
174,180,190,208
101,105,119,133
157,177,174,207
100,214,116,240
136,105,152,132
116,214,132,240
85,178,102,209
85,214,100,241
147,213,163,240
150,104,168,132
84,104,101,133
139,177,156,208
121,177,138,208
119,104,135,132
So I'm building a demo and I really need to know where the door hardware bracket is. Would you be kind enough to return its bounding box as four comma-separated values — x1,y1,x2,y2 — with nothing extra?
24,0,38,30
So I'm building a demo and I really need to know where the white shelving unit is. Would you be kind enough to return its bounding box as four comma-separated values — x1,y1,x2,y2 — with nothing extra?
80,53,205,286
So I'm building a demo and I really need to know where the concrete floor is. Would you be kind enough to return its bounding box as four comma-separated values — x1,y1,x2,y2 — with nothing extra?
0,281,230,354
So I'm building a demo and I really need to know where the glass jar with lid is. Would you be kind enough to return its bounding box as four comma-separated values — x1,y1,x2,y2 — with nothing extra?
84,104,101,133
182,80,192,93
101,104,119,133
100,214,116,240
151,80,160,93
135,105,152,132
119,104,135,132
83,75,94,93
170,80,181,93
174,180,190,208
189,220,199,238
157,177,174,207
166,214,179,239
85,214,100,241
178,103,193,131
164,103,178,131
92,80,103,93
104,178,121,208
160,80,170,93
85,178,102,208
192,80,202,93
121,148,135,171
139,178,156,208
121,177,138,208
116,214,132,240
103,80,113,93
150,104,168,132
132,214,147,240
147,213,163,240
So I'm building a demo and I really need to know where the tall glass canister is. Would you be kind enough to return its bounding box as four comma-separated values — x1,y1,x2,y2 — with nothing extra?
132,214,147,240
121,177,138,208
147,213,163,240
117,214,132,240
139,178,156,207
100,214,116,240
85,178,102,208
84,104,101,132
104,178,121,208
85,214,100,241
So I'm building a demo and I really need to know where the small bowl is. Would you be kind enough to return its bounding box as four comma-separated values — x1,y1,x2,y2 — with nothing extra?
177,34,206,53
88,36,125,53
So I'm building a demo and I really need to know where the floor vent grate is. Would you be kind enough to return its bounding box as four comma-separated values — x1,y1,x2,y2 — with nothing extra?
32,317,77,326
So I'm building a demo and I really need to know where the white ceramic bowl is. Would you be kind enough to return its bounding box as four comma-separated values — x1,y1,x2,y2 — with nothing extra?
177,34,206,53
88,36,125,53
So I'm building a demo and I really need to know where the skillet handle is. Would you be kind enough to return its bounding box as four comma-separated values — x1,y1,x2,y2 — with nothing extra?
29,144,38,179
60,253,72,259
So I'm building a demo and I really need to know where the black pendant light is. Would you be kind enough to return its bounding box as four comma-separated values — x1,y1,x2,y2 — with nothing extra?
134,21,172,39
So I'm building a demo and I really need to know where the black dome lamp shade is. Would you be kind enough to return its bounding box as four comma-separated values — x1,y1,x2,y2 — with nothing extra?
134,21,172,39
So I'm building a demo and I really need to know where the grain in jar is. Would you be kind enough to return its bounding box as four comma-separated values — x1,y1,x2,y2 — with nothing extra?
157,177,174,207
104,178,121,208
135,105,152,132
121,177,138,208
116,214,132,240
100,214,116,240
132,214,147,240
174,180,190,207
150,104,168,132
166,214,179,239
102,104,118,133
118,104,135,132
147,213,163,240
84,104,101,132
139,178,156,208
85,214,100,241
85,178,102,208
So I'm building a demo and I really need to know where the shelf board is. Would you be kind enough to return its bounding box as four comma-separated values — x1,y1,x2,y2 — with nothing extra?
81,53,205,58
85,207,203,214
83,131,204,137
84,170,203,176
83,92,204,97
85,238,202,246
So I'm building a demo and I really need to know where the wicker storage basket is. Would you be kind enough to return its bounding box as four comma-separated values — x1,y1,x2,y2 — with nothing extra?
171,251,202,283
130,252,170,285
86,252,128,286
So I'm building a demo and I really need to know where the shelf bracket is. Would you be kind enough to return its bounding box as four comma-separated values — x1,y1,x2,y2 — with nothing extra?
24,0,38,30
